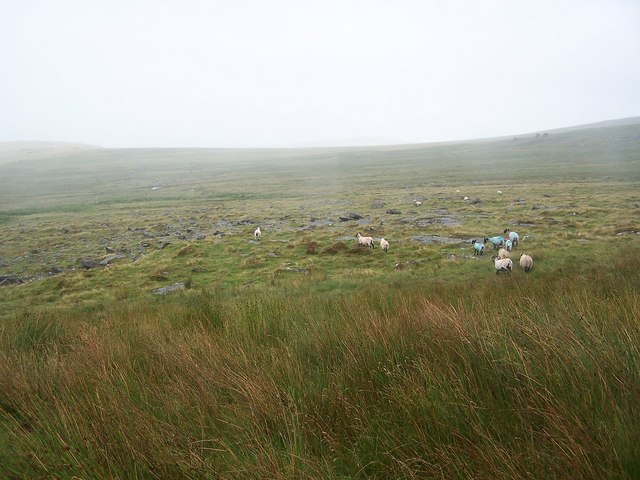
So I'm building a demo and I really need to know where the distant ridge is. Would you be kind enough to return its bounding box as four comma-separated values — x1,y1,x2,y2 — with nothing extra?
519,116,640,136
0,141,102,162
1,117,638,152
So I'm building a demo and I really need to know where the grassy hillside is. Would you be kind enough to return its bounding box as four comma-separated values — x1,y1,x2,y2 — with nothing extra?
1,120,640,478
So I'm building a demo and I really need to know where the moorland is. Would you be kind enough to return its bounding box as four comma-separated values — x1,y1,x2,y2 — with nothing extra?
1,119,639,478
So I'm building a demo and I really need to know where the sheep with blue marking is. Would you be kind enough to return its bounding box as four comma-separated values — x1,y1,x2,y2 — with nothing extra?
505,239,513,251
484,236,505,250
471,239,484,256
504,229,519,247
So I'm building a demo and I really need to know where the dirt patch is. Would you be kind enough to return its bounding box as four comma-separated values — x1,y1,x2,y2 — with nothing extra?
322,241,349,254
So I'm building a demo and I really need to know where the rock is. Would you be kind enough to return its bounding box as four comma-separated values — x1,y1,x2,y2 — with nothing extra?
157,242,171,250
371,200,386,209
339,212,363,222
152,282,185,295
411,236,467,245
105,246,116,253
50,266,64,274
386,209,402,214
0,275,24,286
80,259,99,269
100,253,126,266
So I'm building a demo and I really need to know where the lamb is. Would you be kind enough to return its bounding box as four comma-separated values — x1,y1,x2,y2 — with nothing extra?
380,237,389,252
471,239,484,256
519,254,533,272
491,255,513,275
254,227,261,238
498,248,510,259
505,239,513,251
484,236,504,249
356,232,375,249
503,229,520,247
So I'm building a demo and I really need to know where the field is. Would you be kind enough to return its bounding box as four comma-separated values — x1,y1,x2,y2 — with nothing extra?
1,120,640,478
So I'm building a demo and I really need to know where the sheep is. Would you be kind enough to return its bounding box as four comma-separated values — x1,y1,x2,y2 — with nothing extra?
497,190,503,195
519,254,533,272
463,196,470,201
505,239,513,251
254,227,261,238
356,232,375,249
503,229,520,247
380,237,389,252
498,248,510,259
414,200,422,207
471,239,484,256
491,255,513,275
484,236,504,249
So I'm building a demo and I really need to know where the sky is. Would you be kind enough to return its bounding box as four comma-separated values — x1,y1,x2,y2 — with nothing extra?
1,0,639,148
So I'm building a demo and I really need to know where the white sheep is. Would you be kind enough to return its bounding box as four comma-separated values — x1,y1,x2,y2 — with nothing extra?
498,248,510,259
505,239,513,251
491,255,513,275
254,227,261,238
519,254,533,272
497,190,503,195
503,229,519,247
356,232,374,249
463,196,470,201
414,200,422,207
380,237,389,252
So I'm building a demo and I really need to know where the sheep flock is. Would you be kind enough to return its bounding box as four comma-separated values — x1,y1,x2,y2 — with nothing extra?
249,222,533,276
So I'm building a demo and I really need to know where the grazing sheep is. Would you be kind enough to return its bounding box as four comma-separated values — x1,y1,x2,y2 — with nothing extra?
498,248,510,259
484,236,505,249
519,254,533,272
491,255,513,275
497,190,503,195
254,227,261,238
414,200,422,206
503,229,520,247
471,239,484,256
505,239,513,251
380,237,389,252
463,196,470,201
356,232,375,249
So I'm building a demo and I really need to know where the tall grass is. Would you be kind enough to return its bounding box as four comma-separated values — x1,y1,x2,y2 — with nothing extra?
1,249,639,479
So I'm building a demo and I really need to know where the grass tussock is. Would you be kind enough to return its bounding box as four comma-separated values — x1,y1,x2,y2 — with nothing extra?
1,248,639,479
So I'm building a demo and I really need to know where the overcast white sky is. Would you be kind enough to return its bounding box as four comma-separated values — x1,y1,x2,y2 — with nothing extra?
1,0,639,148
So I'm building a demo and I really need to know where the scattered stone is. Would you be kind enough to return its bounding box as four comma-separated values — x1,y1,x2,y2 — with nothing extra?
371,200,386,209
339,213,363,221
152,282,185,295
100,253,126,266
80,259,99,269
157,242,171,250
386,209,402,214
0,275,24,286
278,267,309,275
415,217,461,227
105,246,116,253
411,235,467,245
50,266,64,274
